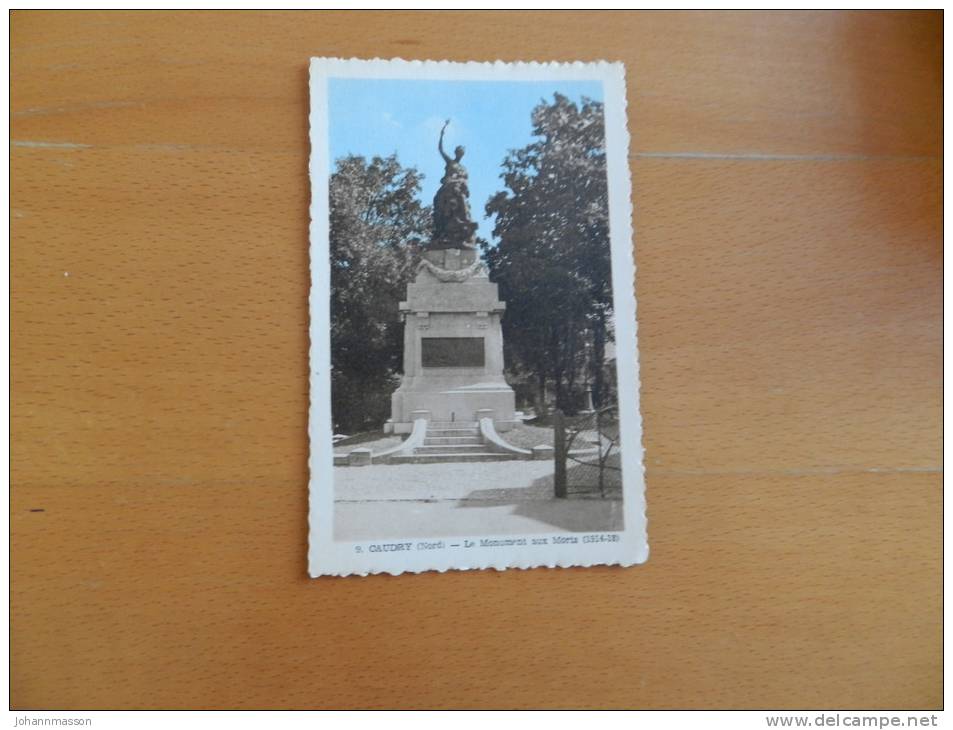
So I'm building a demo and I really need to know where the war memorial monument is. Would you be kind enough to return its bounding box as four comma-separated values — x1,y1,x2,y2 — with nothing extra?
385,121,517,435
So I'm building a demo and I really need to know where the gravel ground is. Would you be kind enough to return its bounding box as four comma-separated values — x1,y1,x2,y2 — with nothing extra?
332,460,624,538
499,423,556,449
334,460,557,502
334,499,623,540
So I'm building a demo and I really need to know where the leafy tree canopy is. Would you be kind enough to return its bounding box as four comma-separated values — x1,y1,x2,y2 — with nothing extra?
330,154,430,432
484,94,614,413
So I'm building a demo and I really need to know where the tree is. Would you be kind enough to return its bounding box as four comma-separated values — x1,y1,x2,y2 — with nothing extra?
484,94,613,415
330,155,430,432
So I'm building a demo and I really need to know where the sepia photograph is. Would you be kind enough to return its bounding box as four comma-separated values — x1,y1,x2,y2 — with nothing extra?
308,59,645,575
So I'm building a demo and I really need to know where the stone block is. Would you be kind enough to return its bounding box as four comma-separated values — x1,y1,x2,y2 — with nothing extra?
347,448,372,466
389,252,516,432
532,445,555,461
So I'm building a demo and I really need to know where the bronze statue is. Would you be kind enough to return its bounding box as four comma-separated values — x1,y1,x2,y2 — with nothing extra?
431,119,478,249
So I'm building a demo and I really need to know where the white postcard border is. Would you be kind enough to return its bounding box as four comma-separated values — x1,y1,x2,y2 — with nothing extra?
308,57,647,576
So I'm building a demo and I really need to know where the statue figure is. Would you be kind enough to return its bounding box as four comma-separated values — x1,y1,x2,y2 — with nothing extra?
431,120,478,249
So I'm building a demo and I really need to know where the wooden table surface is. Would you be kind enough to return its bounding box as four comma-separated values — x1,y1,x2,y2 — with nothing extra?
11,11,942,710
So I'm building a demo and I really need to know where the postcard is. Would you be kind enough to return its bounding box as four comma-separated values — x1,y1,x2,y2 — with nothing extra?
308,58,646,576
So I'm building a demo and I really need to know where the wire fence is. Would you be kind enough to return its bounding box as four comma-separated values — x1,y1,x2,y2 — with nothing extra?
553,406,622,498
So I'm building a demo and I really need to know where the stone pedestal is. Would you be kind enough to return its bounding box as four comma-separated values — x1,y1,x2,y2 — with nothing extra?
387,248,516,434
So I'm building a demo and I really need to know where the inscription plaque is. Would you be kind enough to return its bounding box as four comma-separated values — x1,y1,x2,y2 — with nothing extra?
422,337,485,368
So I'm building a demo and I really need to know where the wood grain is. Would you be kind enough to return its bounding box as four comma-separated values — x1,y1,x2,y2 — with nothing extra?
11,10,941,709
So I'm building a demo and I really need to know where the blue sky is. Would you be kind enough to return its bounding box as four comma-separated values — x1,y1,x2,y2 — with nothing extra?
328,78,604,243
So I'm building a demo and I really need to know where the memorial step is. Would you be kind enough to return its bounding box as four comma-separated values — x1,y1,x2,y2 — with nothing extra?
428,421,478,427
423,439,482,447
423,436,483,446
389,452,519,464
426,428,480,438
415,444,486,455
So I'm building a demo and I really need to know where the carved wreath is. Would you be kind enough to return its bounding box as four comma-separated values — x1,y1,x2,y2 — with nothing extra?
417,257,487,282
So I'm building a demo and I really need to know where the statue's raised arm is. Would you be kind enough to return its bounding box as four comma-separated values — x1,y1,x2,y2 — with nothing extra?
438,119,452,164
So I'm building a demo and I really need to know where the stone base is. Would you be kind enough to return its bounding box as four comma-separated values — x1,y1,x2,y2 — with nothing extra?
389,245,517,435
391,418,518,435
390,380,515,432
